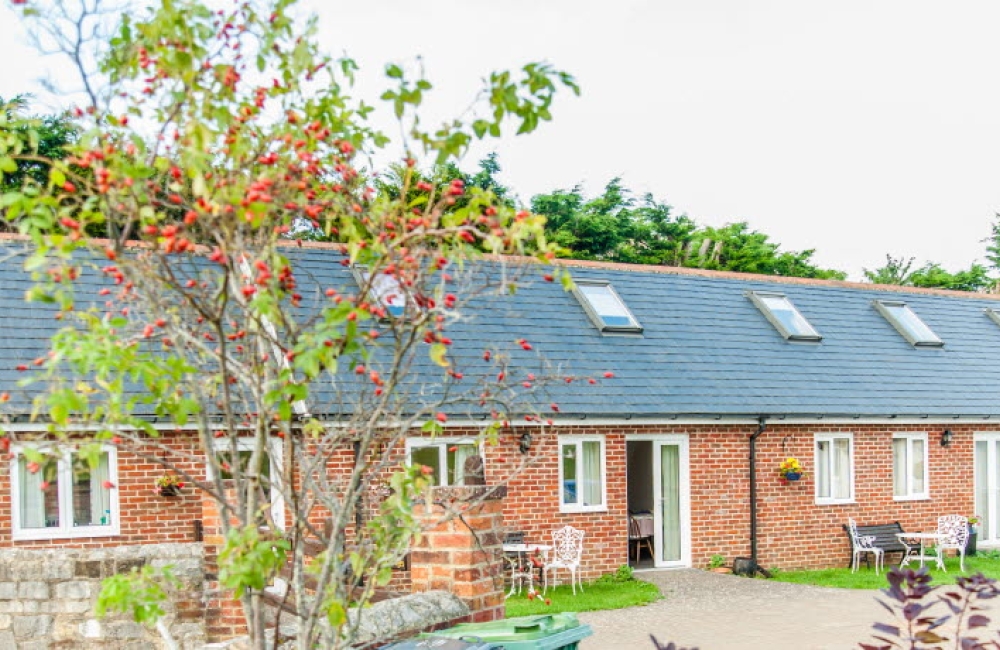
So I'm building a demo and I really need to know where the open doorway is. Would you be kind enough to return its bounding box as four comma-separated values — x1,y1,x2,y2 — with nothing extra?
625,436,691,569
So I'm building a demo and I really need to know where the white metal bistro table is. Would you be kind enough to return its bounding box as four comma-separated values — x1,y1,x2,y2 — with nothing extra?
502,543,551,597
896,532,946,570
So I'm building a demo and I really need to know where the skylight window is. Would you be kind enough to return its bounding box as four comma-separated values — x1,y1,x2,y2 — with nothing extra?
355,268,406,318
746,291,821,341
985,307,1000,329
573,281,642,333
873,300,943,347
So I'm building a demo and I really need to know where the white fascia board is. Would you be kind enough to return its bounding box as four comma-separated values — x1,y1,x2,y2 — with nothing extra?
434,415,1000,428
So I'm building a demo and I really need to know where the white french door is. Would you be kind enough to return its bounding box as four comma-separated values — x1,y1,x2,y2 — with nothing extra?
652,436,691,568
975,433,1000,545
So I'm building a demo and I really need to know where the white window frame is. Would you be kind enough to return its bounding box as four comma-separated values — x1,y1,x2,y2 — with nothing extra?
353,266,410,319
892,432,929,500
873,300,944,347
985,308,1000,329
813,432,855,505
209,437,285,529
405,437,483,487
572,280,643,334
558,435,608,513
11,443,121,541
746,290,822,341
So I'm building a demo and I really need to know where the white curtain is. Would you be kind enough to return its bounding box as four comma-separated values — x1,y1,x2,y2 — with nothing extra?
912,439,925,495
582,441,602,506
452,444,475,485
976,441,990,540
833,438,851,499
87,452,111,526
993,442,1000,541
817,441,831,498
661,444,681,562
892,438,907,497
19,456,45,529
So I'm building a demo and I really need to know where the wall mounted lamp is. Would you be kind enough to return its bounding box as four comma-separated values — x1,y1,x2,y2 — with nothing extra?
518,432,533,454
940,429,953,447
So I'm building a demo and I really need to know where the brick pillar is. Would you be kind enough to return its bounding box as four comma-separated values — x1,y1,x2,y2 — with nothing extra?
410,485,507,622
200,487,247,642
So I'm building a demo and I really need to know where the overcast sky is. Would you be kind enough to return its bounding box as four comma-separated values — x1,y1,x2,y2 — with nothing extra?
3,0,1000,279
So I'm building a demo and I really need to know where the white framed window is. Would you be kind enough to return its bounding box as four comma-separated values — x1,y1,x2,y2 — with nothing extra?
210,437,285,528
873,300,943,347
985,308,1000,329
559,436,607,512
11,443,120,541
746,291,822,341
572,281,642,334
814,433,854,504
406,438,481,487
354,266,408,319
892,433,928,500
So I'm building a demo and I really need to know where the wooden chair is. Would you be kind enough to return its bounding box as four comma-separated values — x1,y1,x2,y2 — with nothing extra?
543,525,585,595
628,515,654,563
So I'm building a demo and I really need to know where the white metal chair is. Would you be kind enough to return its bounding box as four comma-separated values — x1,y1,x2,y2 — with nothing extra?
543,525,585,595
502,531,534,597
936,515,969,572
504,553,535,597
847,518,884,574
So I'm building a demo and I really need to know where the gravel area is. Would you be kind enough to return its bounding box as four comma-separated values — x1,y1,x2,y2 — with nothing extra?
576,569,902,650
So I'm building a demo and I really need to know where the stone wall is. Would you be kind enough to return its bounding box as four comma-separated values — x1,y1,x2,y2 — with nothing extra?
0,543,206,649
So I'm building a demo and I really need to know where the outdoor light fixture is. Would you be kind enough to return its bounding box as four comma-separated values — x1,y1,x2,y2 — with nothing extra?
941,429,953,447
518,432,532,454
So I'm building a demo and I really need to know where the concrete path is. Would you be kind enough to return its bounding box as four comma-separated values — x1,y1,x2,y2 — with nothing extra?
576,569,991,650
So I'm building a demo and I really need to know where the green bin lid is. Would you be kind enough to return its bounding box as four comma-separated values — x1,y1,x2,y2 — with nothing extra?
427,613,581,642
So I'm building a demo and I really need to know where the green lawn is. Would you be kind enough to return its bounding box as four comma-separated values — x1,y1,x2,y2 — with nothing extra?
769,551,1000,590
504,577,662,618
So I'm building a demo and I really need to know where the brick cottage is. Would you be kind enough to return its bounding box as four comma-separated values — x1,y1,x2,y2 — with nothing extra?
2,235,1000,641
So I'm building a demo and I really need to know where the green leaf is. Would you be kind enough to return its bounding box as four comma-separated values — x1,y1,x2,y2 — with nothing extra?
326,601,347,628
429,343,449,368
421,420,443,436
385,64,403,79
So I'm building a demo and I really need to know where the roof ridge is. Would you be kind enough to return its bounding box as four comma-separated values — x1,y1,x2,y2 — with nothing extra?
539,257,1000,301
4,231,998,301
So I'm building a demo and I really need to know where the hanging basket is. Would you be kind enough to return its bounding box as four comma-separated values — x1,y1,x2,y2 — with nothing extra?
157,485,179,497
783,472,802,482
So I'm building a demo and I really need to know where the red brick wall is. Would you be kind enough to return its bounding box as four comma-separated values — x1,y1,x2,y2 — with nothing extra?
486,427,625,582
411,487,506,622
0,432,204,548
2,421,988,577
474,422,988,574
755,423,977,570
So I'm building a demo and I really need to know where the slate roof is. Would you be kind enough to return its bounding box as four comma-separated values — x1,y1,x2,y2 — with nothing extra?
4,236,1000,420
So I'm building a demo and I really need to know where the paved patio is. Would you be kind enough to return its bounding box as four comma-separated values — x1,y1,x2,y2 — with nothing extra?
577,568,996,649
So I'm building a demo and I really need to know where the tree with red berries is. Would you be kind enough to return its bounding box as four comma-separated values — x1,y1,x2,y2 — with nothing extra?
0,0,577,648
